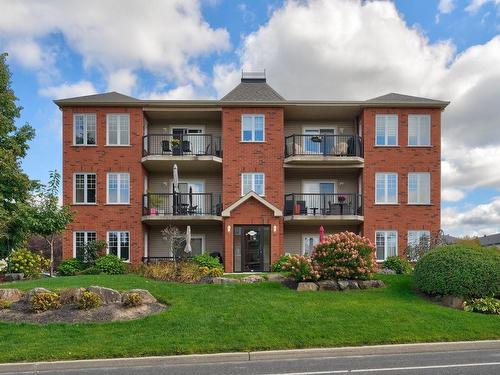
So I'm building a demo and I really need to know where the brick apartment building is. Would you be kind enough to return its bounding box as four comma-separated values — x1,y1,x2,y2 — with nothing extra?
56,73,448,272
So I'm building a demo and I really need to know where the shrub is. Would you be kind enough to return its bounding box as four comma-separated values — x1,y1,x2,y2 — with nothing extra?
207,267,224,277
0,259,7,273
384,256,412,274
271,254,292,272
78,266,101,275
143,262,177,281
282,255,320,282
312,232,377,280
414,245,500,298
123,292,143,307
82,240,108,264
464,297,500,315
0,299,12,309
94,255,126,275
192,253,222,270
30,292,61,313
77,291,101,310
177,261,204,283
57,258,84,276
7,248,50,278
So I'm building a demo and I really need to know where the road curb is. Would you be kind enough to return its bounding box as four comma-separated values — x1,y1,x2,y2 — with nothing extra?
0,340,499,373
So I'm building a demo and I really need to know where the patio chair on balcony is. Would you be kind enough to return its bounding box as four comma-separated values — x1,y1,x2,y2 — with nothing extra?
182,140,191,153
284,199,294,215
161,140,170,154
297,200,307,215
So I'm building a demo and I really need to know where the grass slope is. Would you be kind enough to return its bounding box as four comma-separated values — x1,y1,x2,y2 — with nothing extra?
0,274,498,363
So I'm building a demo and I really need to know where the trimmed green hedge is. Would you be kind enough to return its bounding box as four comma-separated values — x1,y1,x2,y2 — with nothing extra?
414,245,500,298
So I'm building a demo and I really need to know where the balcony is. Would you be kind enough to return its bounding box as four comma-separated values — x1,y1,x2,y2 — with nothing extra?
284,134,363,168
142,192,223,223
141,134,222,172
284,193,363,224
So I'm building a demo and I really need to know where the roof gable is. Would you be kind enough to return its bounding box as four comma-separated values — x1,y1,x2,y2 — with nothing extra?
54,91,140,106
221,82,285,102
366,92,447,105
221,192,283,217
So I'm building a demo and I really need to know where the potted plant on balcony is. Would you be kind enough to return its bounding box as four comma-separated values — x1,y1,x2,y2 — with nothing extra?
338,195,346,203
171,138,181,155
148,195,162,215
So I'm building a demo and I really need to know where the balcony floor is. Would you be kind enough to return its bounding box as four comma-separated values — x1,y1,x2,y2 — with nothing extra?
142,155,222,172
142,214,223,225
284,214,364,225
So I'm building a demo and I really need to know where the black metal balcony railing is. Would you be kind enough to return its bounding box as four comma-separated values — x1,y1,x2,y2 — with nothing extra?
284,193,363,216
142,134,222,157
143,192,222,216
285,134,363,158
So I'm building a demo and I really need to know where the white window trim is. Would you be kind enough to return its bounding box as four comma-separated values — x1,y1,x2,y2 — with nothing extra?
169,180,206,193
375,172,398,204
190,234,206,255
407,172,431,205
106,172,130,205
241,114,265,142
302,234,320,256
72,231,97,258
106,231,131,263
73,113,97,146
106,113,130,146
169,125,205,133
73,173,97,205
301,180,337,193
408,114,431,147
375,230,398,262
241,173,265,196
375,114,398,146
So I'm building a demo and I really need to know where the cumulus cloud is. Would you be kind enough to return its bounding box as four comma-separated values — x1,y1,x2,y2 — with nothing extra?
144,84,213,100
442,188,466,202
107,69,137,95
438,0,455,14
465,0,500,13
443,197,500,235
39,80,97,99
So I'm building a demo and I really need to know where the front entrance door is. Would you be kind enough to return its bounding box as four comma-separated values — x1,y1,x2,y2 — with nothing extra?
233,225,271,272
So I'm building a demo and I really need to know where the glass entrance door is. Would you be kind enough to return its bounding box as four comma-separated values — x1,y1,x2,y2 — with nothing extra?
233,225,271,272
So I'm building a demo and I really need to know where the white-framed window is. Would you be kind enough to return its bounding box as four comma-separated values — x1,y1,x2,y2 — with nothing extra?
408,115,430,146
107,231,130,262
302,234,320,256
106,114,130,145
375,173,398,204
375,231,398,261
375,114,398,146
74,173,96,204
241,173,265,196
408,172,430,204
73,113,96,145
107,173,130,204
73,231,97,261
408,230,431,247
241,114,265,142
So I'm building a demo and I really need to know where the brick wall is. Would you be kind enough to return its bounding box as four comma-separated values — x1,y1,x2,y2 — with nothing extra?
62,106,146,263
361,107,441,254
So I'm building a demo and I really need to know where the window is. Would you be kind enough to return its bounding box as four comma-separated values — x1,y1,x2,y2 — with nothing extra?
74,231,96,261
241,114,265,142
241,173,265,196
375,115,398,146
73,114,96,145
303,235,319,256
107,231,130,261
74,173,96,204
106,114,130,145
408,230,431,247
408,173,430,204
408,115,430,146
375,231,398,261
375,173,398,204
107,173,130,204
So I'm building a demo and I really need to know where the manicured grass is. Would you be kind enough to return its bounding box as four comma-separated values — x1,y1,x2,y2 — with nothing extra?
0,274,499,363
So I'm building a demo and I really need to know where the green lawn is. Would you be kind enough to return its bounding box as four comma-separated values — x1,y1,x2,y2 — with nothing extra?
0,274,499,363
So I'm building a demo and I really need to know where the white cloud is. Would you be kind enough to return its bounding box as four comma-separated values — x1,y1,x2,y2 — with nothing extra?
442,188,466,202
212,63,241,98
465,0,500,13
443,198,500,235
39,80,97,99
107,69,137,95
144,84,212,100
439,0,455,14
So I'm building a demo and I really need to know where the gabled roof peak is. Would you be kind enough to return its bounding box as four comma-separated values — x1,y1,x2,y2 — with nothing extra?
54,91,139,107
366,92,447,105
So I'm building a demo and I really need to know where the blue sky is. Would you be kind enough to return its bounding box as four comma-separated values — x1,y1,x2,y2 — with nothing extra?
1,0,499,236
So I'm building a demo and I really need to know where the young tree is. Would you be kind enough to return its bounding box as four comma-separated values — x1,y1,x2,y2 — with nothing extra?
161,225,185,262
28,171,73,276
0,53,37,255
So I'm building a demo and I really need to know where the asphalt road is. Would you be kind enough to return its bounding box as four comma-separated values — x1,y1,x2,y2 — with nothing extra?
2,348,500,375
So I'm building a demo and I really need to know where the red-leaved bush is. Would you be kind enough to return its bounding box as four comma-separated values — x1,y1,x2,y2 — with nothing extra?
281,255,320,282
312,231,377,280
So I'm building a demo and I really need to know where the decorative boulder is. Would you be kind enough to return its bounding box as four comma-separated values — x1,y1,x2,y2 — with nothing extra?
241,275,265,283
122,289,156,304
4,273,24,282
0,289,23,303
337,280,350,290
371,280,385,288
86,286,122,304
59,288,85,304
267,273,286,282
347,280,360,289
317,280,339,291
297,282,319,291
211,277,240,284
23,288,51,302
281,278,298,290
442,295,465,310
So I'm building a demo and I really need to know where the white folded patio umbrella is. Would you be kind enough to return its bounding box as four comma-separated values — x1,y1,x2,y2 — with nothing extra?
184,225,192,254
173,164,179,193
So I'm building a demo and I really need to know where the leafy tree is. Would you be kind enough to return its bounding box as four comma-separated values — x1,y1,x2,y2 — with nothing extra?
0,53,37,255
27,171,73,276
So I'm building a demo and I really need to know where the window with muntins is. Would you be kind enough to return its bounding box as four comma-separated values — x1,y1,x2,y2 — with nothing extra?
74,114,96,145
107,114,130,145
408,173,430,204
375,173,398,204
375,115,398,146
375,231,397,261
241,173,265,196
74,173,96,204
107,231,130,261
107,173,130,204
242,114,265,142
408,115,430,146
74,231,96,261
407,230,431,247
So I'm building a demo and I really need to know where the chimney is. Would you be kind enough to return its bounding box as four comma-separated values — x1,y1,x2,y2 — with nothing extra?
241,70,266,83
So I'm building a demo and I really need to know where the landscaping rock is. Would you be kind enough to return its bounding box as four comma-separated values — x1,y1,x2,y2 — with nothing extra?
442,295,465,310
0,289,23,303
59,288,85,304
211,277,240,284
297,282,319,292
4,273,24,282
347,280,360,289
357,280,373,289
241,275,265,283
281,278,298,290
371,280,385,288
316,280,339,291
123,289,156,304
337,280,350,290
23,288,51,301
86,286,121,304
197,276,214,284
267,273,286,282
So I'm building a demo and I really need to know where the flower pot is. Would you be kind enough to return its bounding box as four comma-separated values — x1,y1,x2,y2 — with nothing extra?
149,208,158,215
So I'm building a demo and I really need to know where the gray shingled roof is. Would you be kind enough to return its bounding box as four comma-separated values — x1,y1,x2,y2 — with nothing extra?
479,233,500,246
366,92,447,105
220,82,286,102
54,91,140,106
